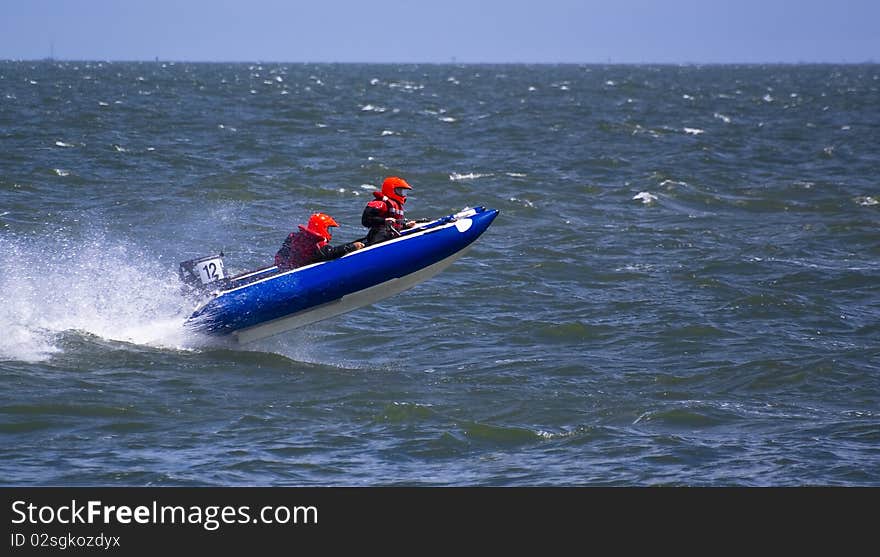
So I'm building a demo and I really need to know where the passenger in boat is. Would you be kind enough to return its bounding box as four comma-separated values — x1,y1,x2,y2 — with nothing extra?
361,176,417,245
274,213,364,270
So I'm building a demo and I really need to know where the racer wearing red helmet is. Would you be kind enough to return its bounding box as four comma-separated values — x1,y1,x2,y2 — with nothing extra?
274,213,364,270
361,176,416,245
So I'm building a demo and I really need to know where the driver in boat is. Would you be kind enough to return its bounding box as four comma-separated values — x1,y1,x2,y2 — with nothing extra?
361,176,417,245
274,213,364,270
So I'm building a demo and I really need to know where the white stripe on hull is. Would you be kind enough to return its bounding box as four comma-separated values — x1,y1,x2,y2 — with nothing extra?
233,246,473,344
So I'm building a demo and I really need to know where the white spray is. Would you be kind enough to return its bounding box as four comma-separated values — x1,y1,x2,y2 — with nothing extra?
0,229,198,362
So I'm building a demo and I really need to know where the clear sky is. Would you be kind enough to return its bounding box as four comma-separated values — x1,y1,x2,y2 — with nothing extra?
3,0,878,64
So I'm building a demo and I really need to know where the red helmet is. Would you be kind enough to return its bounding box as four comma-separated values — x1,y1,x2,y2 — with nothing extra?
306,212,338,241
381,176,412,204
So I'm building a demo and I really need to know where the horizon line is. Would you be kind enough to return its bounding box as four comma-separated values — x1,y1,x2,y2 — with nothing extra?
3,57,879,66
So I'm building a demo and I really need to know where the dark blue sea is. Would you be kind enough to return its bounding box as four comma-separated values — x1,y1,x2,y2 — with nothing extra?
1,61,878,486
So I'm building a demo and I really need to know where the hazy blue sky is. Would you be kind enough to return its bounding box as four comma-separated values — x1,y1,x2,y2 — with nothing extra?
3,0,878,63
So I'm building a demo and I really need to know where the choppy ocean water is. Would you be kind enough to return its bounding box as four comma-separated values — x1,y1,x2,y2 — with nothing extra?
0,61,878,486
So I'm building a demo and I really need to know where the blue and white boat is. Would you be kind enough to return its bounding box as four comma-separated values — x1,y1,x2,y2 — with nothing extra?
180,206,499,343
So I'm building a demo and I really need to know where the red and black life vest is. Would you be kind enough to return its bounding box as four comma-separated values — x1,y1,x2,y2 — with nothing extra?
367,191,405,228
274,226,328,270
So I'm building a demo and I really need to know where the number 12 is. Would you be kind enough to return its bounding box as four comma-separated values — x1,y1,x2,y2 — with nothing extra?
202,262,219,281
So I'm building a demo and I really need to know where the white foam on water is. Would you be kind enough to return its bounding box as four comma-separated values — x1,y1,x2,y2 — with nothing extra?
0,230,196,363
509,197,535,208
633,191,658,204
449,172,493,181
659,179,687,188
388,80,423,91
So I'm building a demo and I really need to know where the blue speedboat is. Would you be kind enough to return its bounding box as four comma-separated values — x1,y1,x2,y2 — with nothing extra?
180,206,499,343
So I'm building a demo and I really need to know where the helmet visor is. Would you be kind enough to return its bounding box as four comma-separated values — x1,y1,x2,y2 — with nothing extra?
394,187,408,198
